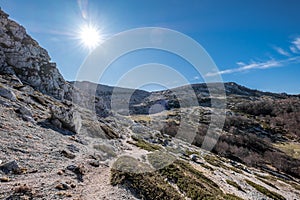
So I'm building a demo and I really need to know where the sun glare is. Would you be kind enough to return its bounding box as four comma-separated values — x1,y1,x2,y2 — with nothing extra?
79,24,102,49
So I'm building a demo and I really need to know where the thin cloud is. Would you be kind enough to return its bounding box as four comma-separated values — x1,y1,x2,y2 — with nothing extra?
193,76,200,80
206,57,300,77
290,46,298,54
206,36,300,77
273,46,290,56
289,37,300,54
292,37,300,50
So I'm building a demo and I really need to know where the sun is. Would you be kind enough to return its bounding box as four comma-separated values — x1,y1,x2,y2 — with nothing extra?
79,24,103,49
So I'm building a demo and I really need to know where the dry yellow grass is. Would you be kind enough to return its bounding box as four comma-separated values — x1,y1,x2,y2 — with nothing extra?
274,142,300,159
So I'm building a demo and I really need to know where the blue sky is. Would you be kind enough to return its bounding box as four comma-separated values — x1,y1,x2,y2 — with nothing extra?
1,0,300,94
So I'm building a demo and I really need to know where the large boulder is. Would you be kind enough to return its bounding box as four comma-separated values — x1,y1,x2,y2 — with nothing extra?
0,85,16,101
50,105,82,134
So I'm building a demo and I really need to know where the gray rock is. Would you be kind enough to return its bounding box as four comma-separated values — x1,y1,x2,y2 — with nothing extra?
0,160,21,174
51,118,62,129
89,160,100,167
61,149,76,159
190,154,198,162
50,105,82,134
0,86,16,101
18,106,32,116
18,85,34,95
16,106,35,122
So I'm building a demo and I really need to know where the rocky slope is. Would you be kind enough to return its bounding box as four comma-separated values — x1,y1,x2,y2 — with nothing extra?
0,8,300,200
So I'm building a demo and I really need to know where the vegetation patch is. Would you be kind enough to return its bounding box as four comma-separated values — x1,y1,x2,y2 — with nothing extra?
111,158,245,199
201,163,214,171
159,160,223,199
226,180,244,192
255,173,300,191
245,179,285,200
256,177,278,189
185,149,200,156
223,193,244,200
128,137,162,152
274,142,300,159
204,154,226,168
227,166,243,174
111,156,183,200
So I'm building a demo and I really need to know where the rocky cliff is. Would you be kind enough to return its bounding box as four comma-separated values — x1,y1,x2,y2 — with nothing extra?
0,9,70,100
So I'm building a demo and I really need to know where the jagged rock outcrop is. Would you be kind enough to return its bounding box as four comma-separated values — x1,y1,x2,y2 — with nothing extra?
0,84,16,101
0,9,70,100
50,105,82,134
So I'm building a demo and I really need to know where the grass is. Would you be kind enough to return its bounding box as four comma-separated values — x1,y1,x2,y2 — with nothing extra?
289,182,300,191
128,136,162,152
201,163,214,171
204,154,225,168
111,158,247,199
255,173,300,191
223,193,244,200
204,155,243,174
274,142,300,159
226,180,244,192
227,166,243,174
131,115,151,123
256,177,278,189
245,179,286,200
159,160,224,199
111,156,183,200
185,149,200,156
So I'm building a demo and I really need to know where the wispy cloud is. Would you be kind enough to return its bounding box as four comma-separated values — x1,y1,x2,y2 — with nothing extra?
290,37,300,53
292,37,300,50
206,59,282,77
273,46,290,56
206,36,300,77
193,76,200,80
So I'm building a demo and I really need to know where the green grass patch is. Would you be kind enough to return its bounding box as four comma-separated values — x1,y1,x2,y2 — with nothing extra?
201,163,214,171
256,177,278,189
128,137,162,152
111,158,245,199
185,149,200,156
227,166,243,174
111,156,184,200
159,160,224,199
223,193,244,200
226,180,244,192
245,179,285,200
204,155,226,168
255,173,300,191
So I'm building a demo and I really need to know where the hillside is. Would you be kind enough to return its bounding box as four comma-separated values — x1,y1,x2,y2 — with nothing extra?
0,8,300,200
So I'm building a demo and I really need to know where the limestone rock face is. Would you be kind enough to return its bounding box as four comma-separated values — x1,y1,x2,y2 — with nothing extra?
0,9,70,100
0,85,16,101
50,105,82,134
